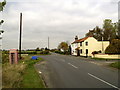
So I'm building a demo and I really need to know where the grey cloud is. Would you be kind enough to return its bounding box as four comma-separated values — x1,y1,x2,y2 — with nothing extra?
2,0,118,49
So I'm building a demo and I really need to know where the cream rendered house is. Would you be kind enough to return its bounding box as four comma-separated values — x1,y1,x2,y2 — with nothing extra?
71,36,109,57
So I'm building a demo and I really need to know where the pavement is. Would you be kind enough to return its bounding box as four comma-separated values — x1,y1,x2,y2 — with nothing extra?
35,53,119,89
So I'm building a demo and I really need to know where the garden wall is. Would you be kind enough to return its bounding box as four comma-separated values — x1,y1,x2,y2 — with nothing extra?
92,54,120,59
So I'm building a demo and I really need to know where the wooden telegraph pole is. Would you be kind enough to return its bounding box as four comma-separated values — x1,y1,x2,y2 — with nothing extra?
48,37,49,50
19,13,22,59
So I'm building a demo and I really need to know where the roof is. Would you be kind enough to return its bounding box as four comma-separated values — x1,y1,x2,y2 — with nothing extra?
72,36,92,44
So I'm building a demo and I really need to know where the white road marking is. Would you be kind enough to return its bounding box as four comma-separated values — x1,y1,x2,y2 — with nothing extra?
88,73,119,89
68,63,78,69
39,71,42,74
89,61,102,65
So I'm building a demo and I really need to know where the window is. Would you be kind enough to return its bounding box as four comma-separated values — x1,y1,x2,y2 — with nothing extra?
86,49,88,54
80,42,82,46
80,49,82,54
85,42,88,46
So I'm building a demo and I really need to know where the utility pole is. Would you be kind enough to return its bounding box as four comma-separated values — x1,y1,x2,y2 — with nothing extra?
48,37,49,50
102,31,104,53
19,13,22,59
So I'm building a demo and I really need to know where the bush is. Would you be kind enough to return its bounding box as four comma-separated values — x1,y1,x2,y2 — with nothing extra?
64,51,70,55
105,39,120,54
21,51,37,54
92,50,101,55
2,63,26,88
39,50,49,55
2,51,9,64
55,50,63,54
54,50,70,55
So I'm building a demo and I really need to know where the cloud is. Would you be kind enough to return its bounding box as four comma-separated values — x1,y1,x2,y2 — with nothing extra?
2,0,118,49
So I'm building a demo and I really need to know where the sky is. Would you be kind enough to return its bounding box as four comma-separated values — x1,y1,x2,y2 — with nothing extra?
1,0,119,50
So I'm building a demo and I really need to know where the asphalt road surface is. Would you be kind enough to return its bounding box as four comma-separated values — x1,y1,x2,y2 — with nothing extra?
36,53,119,89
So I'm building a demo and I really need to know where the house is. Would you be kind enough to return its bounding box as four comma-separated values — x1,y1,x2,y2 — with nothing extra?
71,36,109,57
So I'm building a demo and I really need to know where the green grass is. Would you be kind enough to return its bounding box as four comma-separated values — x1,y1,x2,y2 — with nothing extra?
20,57,45,88
2,52,45,88
110,62,120,69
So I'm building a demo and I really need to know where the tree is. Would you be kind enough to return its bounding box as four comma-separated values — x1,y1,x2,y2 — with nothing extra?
45,47,48,50
85,19,118,42
0,0,6,35
103,19,117,41
0,0,6,11
85,29,94,37
118,20,120,39
58,42,69,52
105,39,120,54
36,47,40,51
86,26,103,41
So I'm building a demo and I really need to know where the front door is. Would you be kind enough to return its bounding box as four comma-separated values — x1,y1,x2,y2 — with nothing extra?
86,49,88,57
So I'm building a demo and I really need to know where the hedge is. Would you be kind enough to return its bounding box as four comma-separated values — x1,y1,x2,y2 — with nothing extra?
105,39,120,54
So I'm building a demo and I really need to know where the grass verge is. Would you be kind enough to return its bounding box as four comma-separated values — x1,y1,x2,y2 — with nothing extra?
2,55,45,88
2,63,26,88
110,62,120,69
20,56,45,88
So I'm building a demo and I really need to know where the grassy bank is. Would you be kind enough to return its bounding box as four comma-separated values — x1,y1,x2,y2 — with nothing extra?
2,63,26,88
20,57,45,88
110,62,120,69
2,54,45,88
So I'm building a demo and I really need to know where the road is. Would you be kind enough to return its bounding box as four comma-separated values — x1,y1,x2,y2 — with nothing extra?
35,53,119,89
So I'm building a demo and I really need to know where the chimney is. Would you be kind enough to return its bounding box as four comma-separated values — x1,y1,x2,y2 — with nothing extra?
75,36,78,41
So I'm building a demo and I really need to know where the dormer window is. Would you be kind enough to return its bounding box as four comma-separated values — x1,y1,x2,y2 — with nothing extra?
86,42,88,46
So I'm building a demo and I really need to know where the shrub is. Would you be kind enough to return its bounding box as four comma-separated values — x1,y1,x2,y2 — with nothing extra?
91,51,101,55
40,50,49,55
54,50,70,55
64,51,70,55
2,51,9,64
21,51,37,54
105,39,120,54
2,63,26,88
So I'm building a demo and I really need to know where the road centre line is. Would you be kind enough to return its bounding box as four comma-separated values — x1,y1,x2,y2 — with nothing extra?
88,73,119,89
68,63,78,69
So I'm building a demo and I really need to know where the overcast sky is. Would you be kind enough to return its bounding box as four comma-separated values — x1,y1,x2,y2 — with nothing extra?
1,0,119,49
